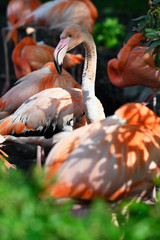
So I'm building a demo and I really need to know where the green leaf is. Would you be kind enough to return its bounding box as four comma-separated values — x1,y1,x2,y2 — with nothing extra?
145,39,160,53
138,18,150,31
144,28,160,38
155,51,160,68
152,0,160,5
132,15,147,21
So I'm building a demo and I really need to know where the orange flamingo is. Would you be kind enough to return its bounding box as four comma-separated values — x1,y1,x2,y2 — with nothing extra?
0,62,80,119
44,102,160,202
107,33,160,108
0,88,86,137
7,0,42,44
6,0,98,43
107,33,160,89
12,36,84,79
1,0,41,95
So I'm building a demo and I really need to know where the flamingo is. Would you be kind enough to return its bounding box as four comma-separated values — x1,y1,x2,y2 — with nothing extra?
0,24,105,165
12,36,84,79
44,102,160,202
6,0,98,43
0,62,80,119
0,87,86,137
107,33,160,108
1,0,42,95
7,0,42,44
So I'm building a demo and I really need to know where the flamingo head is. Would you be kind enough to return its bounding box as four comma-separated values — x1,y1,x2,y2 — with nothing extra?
53,24,88,74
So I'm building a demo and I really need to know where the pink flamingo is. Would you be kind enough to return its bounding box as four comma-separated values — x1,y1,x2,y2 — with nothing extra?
12,36,84,79
107,33,160,109
2,0,42,95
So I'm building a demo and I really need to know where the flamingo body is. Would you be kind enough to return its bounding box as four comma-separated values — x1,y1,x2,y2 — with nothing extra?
7,0,41,26
7,0,41,44
107,33,160,89
12,36,84,79
0,62,80,119
0,88,86,137
7,0,98,42
44,103,160,201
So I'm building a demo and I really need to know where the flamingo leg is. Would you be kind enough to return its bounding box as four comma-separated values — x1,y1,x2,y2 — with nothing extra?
152,89,157,113
36,145,46,167
37,145,42,167
1,27,10,96
141,89,157,113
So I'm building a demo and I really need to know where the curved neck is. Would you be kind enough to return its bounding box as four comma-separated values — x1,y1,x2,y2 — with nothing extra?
118,33,144,69
81,34,105,123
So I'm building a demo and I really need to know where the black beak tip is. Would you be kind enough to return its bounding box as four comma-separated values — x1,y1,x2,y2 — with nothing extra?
54,58,62,75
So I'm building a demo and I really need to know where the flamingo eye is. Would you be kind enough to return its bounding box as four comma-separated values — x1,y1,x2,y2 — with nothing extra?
69,34,72,38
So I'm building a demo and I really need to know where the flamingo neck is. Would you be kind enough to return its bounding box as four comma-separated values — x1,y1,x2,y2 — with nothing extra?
118,33,144,69
81,36,105,123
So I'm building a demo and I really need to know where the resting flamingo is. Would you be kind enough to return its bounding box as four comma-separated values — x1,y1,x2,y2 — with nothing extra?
12,36,84,79
1,0,41,95
44,102,160,202
0,62,80,119
107,33,160,108
0,24,105,165
6,0,98,43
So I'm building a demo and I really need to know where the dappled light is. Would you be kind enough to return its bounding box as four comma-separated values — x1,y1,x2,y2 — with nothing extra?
45,103,160,201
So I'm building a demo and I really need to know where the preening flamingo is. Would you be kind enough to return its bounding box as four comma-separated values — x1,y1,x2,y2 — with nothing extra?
107,33,160,88
0,62,80,119
12,36,84,79
44,102,160,202
6,0,98,43
107,33,160,108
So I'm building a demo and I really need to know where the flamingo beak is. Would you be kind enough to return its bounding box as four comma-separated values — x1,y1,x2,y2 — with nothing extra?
53,37,70,75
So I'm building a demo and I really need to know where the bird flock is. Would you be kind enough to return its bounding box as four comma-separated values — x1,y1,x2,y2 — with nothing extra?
1,0,160,211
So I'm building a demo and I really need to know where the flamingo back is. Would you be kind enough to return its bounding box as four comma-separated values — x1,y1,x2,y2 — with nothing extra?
7,0,41,26
0,62,80,118
107,33,160,88
0,88,86,137
44,103,160,201
7,0,98,42
7,0,41,44
12,36,84,79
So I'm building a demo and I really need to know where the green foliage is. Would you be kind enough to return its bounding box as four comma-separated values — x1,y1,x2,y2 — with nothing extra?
92,0,148,16
93,18,126,49
133,1,160,67
121,192,160,240
0,166,160,240
0,167,122,240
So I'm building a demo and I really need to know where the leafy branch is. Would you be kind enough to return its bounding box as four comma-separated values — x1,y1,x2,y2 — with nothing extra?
133,0,160,67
